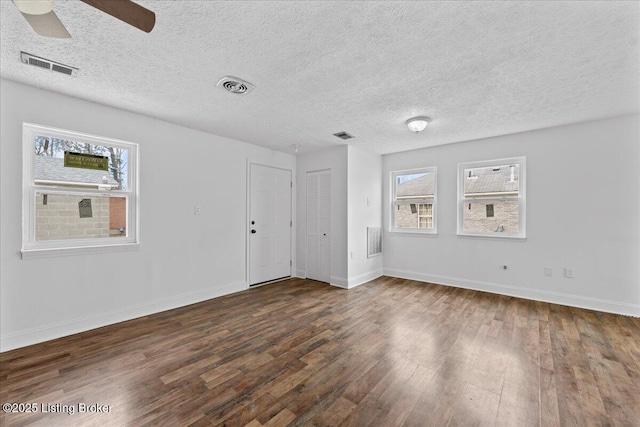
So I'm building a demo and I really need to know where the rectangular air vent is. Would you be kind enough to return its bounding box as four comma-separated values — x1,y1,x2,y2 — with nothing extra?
52,64,73,75
333,131,354,140
21,52,79,77
28,57,50,70
367,226,382,257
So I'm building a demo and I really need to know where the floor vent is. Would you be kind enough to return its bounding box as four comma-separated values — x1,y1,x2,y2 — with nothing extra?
217,76,255,95
21,52,78,76
333,131,354,140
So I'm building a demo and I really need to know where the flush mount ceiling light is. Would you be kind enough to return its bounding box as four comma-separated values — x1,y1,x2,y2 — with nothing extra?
406,116,431,133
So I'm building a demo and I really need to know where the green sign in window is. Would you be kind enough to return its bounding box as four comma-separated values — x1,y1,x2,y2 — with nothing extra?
64,151,108,171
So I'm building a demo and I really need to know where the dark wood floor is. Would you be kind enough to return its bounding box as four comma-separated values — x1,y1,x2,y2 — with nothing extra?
1,277,639,426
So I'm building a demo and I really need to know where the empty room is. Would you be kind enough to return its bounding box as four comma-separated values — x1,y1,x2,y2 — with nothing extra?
1,1,639,426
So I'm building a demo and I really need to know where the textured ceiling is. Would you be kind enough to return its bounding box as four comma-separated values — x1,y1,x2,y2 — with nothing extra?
1,1,638,155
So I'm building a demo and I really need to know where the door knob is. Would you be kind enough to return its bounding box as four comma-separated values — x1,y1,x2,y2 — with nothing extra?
323,233,327,236
251,229,257,234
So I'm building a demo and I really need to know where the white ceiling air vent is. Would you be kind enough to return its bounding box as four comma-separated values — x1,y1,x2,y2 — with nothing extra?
333,131,355,140
20,52,78,76
216,76,255,95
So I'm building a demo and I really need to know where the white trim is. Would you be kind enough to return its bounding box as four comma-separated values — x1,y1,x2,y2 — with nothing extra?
388,230,438,237
0,281,247,352
384,268,640,318
457,157,526,239
396,196,435,201
347,269,383,289
21,242,139,259
330,275,348,288
299,271,383,289
463,192,519,199
35,179,119,189
456,233,527,241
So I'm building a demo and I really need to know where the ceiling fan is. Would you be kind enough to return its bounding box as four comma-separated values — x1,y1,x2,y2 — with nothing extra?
12,0,155,39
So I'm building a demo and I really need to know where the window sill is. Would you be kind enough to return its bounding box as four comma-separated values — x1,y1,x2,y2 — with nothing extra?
21,242,139,259
388,230,438,236
457,232,526,240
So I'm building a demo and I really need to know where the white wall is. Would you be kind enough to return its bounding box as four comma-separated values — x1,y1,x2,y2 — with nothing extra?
295,146,348,286
0,79,296,351
3,79,637,353
347,146,383,287
383,115,640,316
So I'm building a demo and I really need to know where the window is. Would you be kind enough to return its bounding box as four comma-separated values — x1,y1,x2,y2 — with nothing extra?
391,167,437,233
486,204,494,218
22,123,139,257
458,157,526,238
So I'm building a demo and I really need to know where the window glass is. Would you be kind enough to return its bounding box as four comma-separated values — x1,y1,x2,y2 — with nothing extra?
391,168,437,233
464,164,519,197
35,193,127,241
458,158,525,238
34,136,129,191
463,201,520,234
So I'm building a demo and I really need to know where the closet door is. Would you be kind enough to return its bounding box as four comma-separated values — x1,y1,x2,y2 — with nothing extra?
306,170,331,283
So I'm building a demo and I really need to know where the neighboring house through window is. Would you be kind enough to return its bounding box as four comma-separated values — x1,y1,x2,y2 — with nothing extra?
458,157,526,238
22,123,139,257
391,167,437,233
418,204,433,229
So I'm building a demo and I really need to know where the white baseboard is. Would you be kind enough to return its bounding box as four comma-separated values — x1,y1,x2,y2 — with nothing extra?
383,268,640,317
330,276,349,289
0,281,247,353
294,270,345,288
348,269,383,289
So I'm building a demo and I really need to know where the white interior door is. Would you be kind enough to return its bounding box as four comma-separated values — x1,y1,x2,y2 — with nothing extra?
249,164,292,286
306,170,331,283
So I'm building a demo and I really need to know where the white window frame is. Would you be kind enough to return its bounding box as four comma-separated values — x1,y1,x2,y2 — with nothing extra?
390,167,437,235
457,157,526,239
21,123,139,258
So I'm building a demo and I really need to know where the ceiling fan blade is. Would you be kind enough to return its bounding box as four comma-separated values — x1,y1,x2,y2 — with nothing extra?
20,10,71,38
79,0,155,33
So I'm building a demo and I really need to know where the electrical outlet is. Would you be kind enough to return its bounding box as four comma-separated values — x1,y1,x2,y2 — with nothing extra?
350,251,354,259
564,267,575,279
544,266,553,277
502,265,508,270
194,206,201,215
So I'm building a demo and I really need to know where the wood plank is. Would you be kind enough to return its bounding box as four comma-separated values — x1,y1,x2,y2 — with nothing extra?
1,277,638,426
448,382,501,426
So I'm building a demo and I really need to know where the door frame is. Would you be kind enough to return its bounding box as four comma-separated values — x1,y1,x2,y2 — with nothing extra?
246,160,294,288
